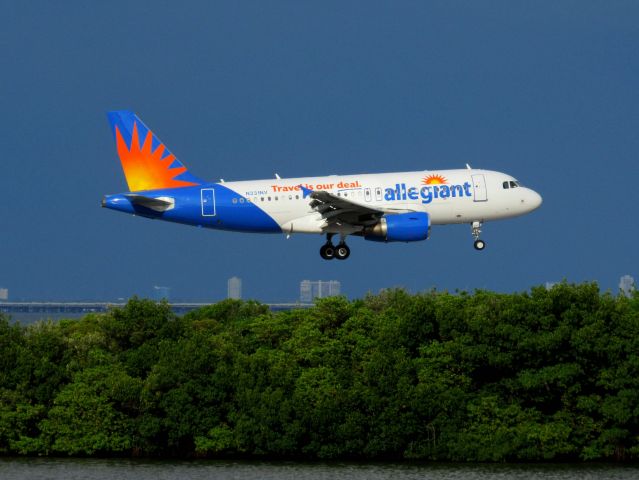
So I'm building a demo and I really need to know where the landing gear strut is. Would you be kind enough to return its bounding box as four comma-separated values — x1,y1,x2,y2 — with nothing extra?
471,221,486,251
319,234,351,260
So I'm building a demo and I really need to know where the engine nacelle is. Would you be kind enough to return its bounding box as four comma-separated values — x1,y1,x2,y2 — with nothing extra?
364,212,431,242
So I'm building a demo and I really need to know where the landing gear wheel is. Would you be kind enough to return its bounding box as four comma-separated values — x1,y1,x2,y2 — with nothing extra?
471,221,485,251
334,243,350,260
474,239,486,251
320,243,335,260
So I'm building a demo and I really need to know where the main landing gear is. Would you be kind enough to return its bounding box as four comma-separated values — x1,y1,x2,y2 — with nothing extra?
471,221,486,251
319,234,350,260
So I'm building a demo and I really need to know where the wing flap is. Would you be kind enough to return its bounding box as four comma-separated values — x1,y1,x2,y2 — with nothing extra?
300,187,383,230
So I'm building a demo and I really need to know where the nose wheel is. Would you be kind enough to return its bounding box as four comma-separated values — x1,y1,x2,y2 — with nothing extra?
473,239,486,250
319,234,351,260
471,221,486,251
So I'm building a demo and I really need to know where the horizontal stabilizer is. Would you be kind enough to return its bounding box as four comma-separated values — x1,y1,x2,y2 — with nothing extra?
124,194,175,212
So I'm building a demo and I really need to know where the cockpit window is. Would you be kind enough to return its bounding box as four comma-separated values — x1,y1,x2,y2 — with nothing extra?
503,181,510,189
509,181,518,188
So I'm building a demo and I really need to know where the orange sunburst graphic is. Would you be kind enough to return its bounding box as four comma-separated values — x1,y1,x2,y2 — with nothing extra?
115,122,198,192
422,174,447,185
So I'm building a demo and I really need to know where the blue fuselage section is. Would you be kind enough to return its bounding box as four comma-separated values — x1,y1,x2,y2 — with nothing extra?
103,184,281,233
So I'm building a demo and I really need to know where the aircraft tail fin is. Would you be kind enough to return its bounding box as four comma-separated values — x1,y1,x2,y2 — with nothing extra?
107,110,204,192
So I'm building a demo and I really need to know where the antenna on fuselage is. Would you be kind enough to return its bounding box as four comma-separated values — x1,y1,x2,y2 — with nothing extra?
275,173,281,179
465,163,472,170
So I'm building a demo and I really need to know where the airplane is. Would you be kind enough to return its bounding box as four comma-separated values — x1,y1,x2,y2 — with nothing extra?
102,111,542,260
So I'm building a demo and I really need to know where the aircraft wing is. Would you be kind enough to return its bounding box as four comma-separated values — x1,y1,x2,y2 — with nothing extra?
301,186,414,229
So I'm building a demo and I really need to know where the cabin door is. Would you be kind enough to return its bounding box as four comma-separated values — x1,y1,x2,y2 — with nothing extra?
201,188,216,216
471,174,488,202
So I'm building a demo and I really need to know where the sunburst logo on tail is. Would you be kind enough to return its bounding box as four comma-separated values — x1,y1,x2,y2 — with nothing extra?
115,122,199,192
422,174,447,185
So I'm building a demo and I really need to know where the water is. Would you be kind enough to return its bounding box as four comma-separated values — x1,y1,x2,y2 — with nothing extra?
1,458,638,480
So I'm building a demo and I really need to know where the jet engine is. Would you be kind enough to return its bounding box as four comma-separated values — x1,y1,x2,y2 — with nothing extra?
363,212,430,242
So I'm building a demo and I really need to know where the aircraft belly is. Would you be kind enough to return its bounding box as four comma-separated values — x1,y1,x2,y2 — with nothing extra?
275,210,324,234
424,202,454,225
427,199,522,224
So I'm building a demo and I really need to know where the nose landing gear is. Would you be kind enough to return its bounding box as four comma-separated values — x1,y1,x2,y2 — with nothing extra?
473,239,486,250
319,234,351,260
471,221,486,251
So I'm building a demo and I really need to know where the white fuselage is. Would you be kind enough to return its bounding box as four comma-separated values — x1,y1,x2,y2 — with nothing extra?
221,169,542,235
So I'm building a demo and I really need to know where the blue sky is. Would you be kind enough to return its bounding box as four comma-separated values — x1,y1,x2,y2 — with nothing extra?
1,1,638,301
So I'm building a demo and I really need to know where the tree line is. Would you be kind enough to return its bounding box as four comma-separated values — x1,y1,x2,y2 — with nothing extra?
1,283,638,460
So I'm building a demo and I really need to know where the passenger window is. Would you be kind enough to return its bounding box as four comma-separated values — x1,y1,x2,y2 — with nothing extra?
268,197,271,201
232,198,237,204
289,195,292,200
503,181,509,189
295,195,299,200
365,188,372,202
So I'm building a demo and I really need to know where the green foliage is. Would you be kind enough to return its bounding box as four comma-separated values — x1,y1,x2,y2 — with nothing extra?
1,283,639,461
39,365,138,455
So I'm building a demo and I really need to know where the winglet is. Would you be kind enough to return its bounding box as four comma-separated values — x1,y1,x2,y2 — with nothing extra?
299,185,313,199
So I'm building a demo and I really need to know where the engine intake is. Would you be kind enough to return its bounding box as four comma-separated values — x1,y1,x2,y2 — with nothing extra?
364,212,431,242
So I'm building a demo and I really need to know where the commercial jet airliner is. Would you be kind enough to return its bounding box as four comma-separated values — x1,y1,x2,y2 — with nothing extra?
102,111,542,260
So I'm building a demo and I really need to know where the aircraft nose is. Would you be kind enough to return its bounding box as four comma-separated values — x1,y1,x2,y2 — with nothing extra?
527,189,543,211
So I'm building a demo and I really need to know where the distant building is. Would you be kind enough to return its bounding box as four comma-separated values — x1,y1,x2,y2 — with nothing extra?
300,281,313,302
228,277,242,300
619,275,635,297
152,286,171,301
0,288,8,301
300,280,341,302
